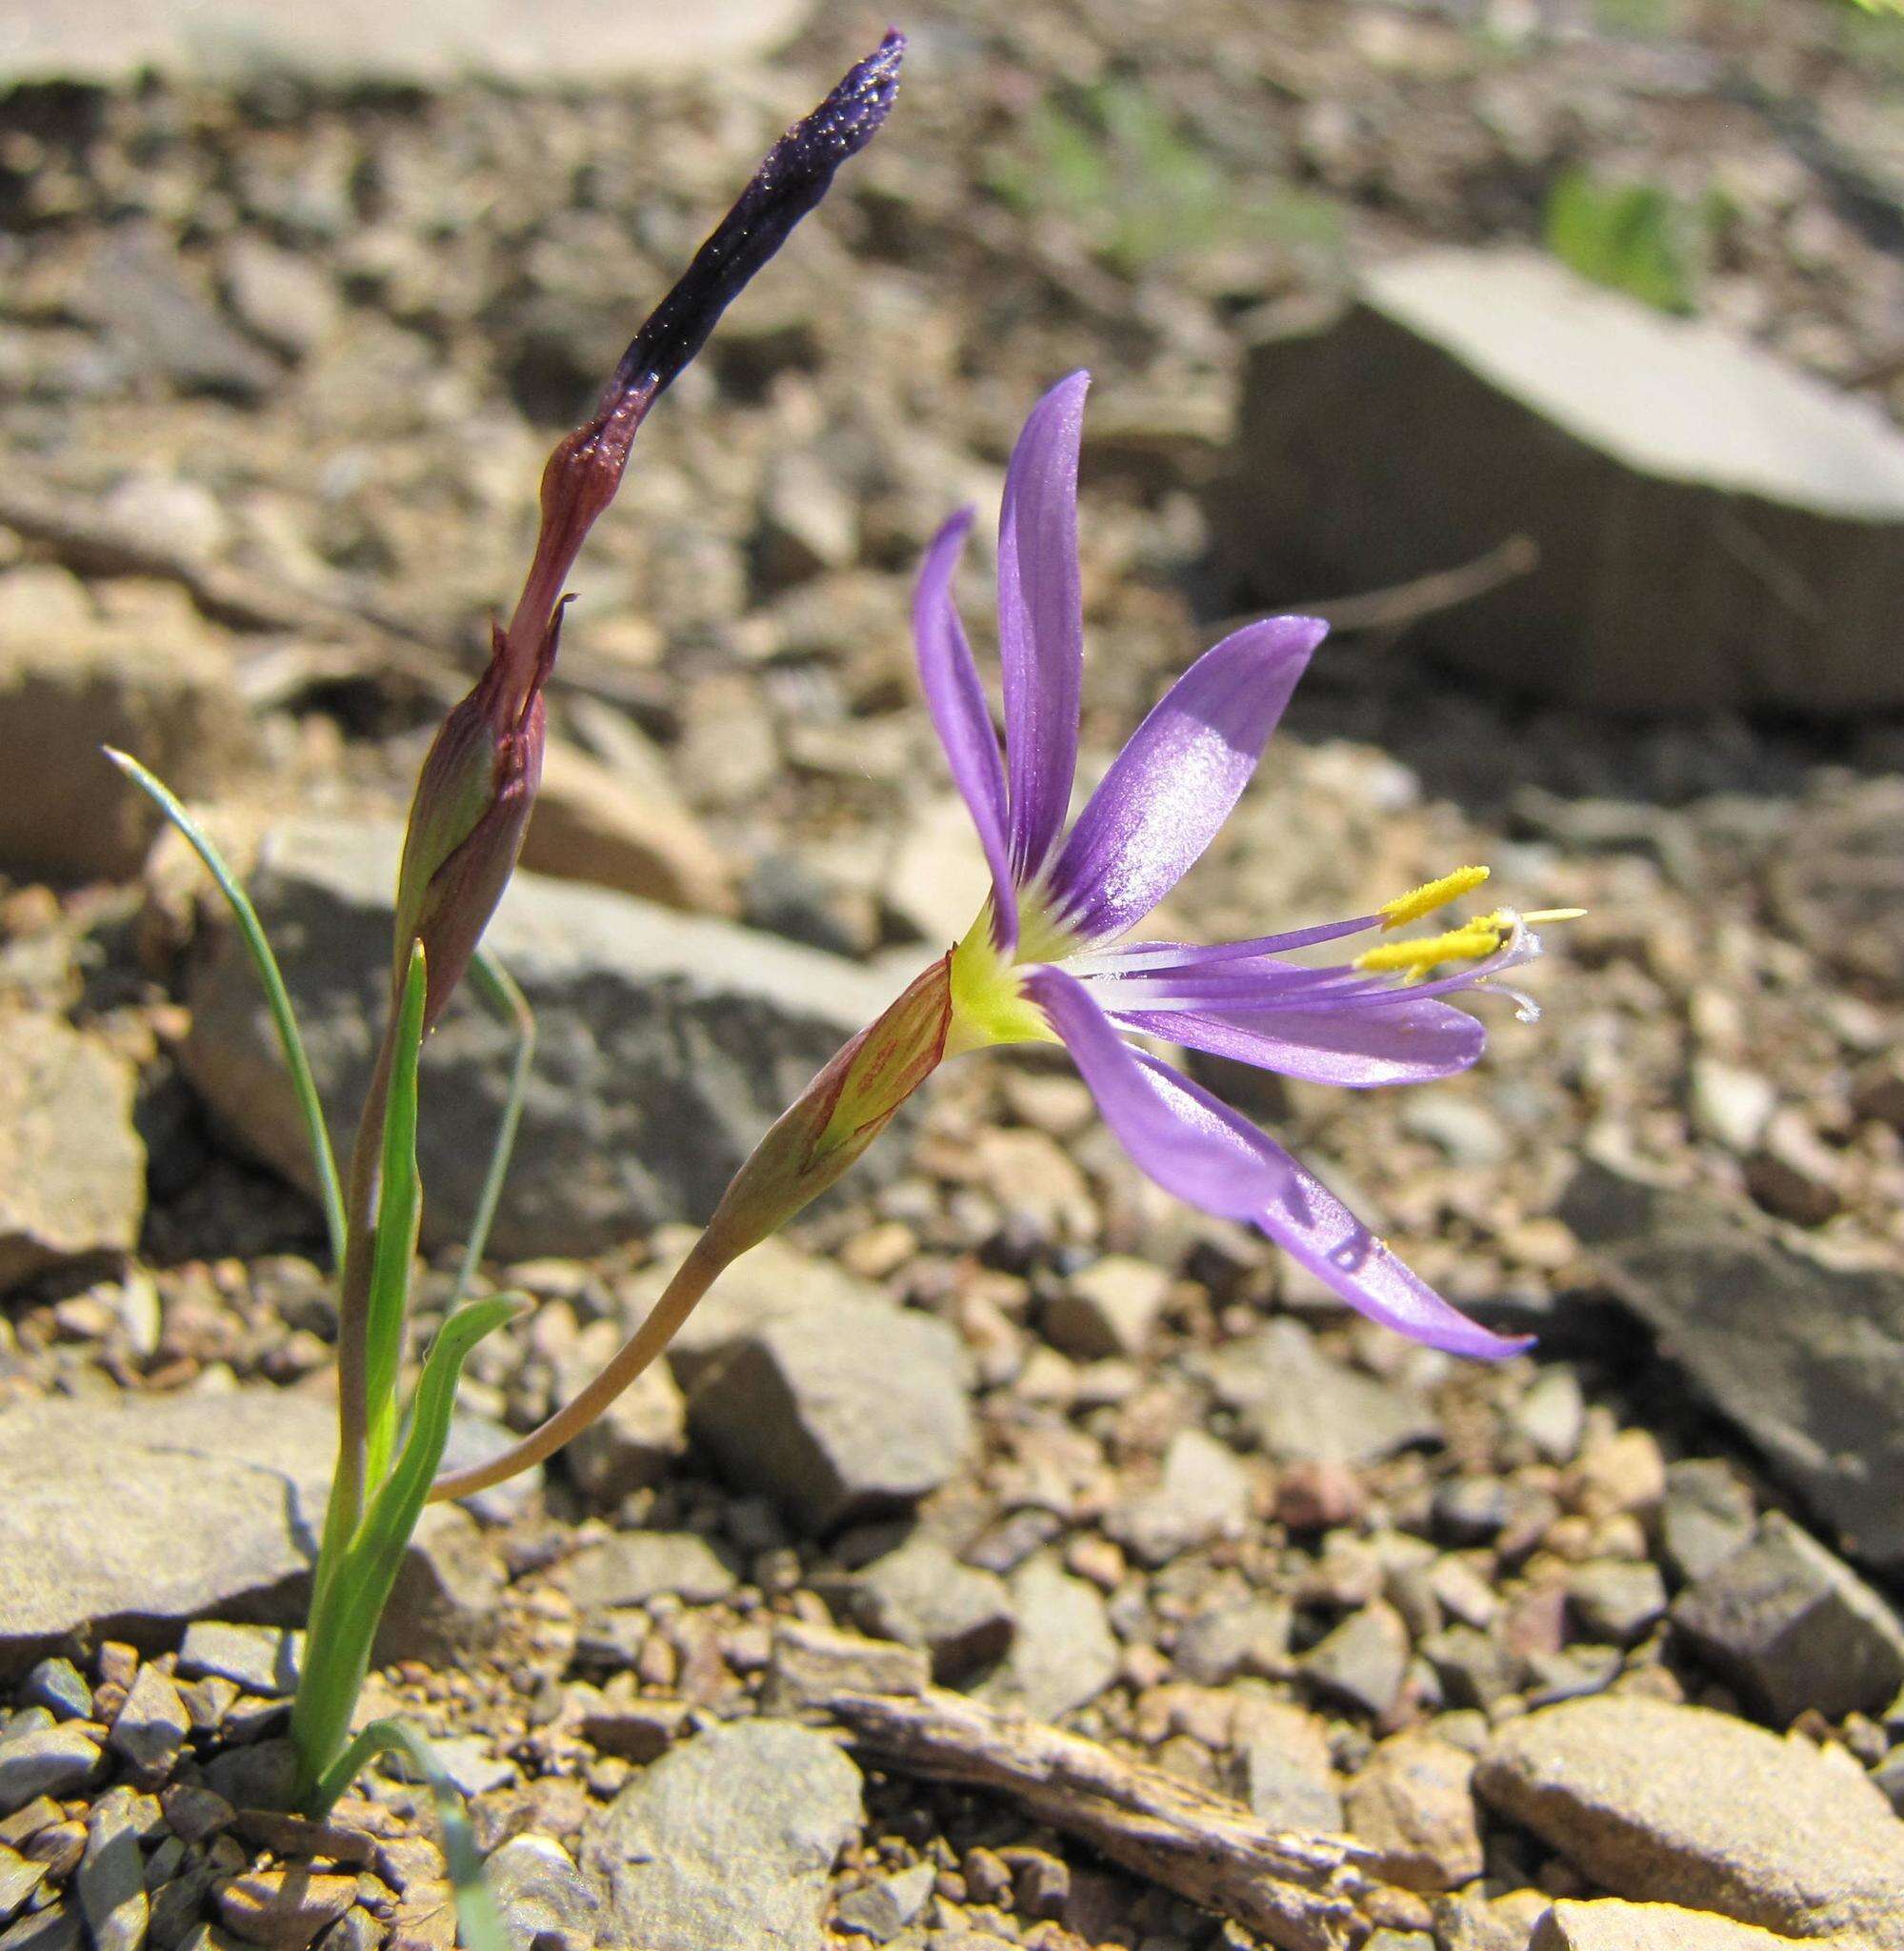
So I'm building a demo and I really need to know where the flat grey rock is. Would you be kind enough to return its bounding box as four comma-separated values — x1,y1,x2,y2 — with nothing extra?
0,1015,143,1293
76,1792,145,1951
1475,1695,1904,1947
1201,1319,1437,1467
0,0,816,86
1214,247,1904,713
1301,1600,1412,1720
1659,1459,1757,1586
106,1663,190,1779
1238,1728,1342,1837
484,1835,603,1951
0,571,257,880
1672,1511,1904,1723
182,819,898,1257
1105,1428,1251,1568
836,1535,1014,1682
0,1729,103,1816
1562,1161,1904,1574
1344,1732,1484,1894
176,1623,302,1698
686,1295,972,1535
833,1860,936,1943
761,1619,930,1717
1532,1901,1834,1950
584,1720,861,1951
974,1556,1117,1722
0,1388,503,1676
561,1532,737,1611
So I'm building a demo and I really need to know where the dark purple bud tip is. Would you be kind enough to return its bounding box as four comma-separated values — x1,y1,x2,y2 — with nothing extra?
605,29,906,407
503,32,904,670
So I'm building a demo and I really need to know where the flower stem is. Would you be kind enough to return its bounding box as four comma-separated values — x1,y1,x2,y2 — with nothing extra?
425,1223,732,1502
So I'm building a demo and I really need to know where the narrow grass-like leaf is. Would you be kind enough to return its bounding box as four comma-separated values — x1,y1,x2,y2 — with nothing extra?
453,950,535,1308
364,945,428,1488
291,1291,522,1802
104,747,347,1267
311,1718,505,1951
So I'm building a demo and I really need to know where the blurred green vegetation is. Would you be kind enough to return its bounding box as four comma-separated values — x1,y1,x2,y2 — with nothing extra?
1591,0,1680,38
1543,167,1724,314
985,79,1343,279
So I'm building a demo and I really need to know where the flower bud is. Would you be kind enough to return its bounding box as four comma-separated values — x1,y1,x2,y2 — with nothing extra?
705,953,951,1257
391,615,555,1027
389,34,903,1030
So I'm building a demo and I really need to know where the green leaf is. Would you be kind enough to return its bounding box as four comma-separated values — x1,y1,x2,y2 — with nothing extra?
451,950,535,1309
1545,167,1701,315
311,1719,505,1951
104,748,346,1268
290,1292,523,1801
363,944,429,1489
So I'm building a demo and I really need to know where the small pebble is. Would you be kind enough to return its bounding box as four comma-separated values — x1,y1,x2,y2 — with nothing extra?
19,1666,90,1725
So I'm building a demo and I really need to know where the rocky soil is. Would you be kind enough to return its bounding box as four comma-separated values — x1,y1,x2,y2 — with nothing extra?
3,2,1904,1949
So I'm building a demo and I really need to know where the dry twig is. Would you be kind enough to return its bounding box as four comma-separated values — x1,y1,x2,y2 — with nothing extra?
1207,533,1539,646
0,473,445,659
820,1682,1385,1951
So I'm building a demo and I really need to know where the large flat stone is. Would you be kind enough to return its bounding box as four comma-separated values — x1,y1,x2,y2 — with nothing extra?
583,1720,860,1951
1213,248,1904,714
1533,1900,1862,1950
1475,1695,1904,1947
0,0,815,86
181,819,898,1258
1561,1162,1904,1575
0,1388,505,1676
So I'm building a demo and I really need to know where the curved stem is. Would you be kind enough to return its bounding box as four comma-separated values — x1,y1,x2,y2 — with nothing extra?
427,1225,731,1502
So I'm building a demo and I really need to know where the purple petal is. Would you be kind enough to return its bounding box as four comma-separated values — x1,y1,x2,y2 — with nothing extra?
1025,967,1528,1358
1112,996,1487,1088
1046,615,1328,943
1025,965,1259,1204
913,508,1016,950
1131,1053,1533,1358
998,372,1090,883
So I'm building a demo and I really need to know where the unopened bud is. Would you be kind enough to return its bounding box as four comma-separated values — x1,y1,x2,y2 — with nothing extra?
705,953,951,1257
391,615,555,1026
390,35,904,1030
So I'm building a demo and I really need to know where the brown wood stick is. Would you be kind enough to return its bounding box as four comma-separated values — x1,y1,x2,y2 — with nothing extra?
817,1683,1385,1951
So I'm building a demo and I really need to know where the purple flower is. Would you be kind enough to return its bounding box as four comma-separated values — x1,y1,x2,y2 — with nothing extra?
918,372,1570,1358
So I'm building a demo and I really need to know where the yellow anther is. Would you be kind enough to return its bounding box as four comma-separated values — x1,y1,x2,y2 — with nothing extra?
1355,921,1504,975
1379,865,1492,930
